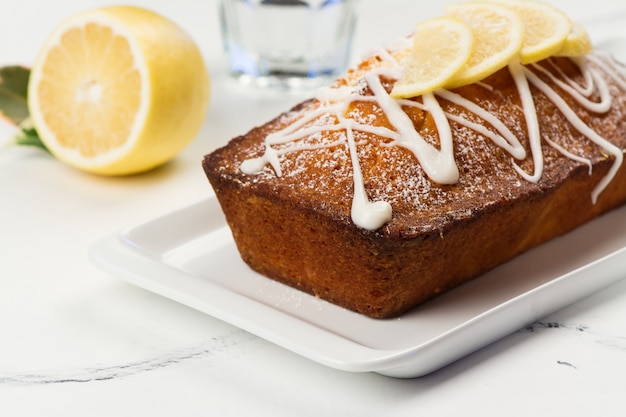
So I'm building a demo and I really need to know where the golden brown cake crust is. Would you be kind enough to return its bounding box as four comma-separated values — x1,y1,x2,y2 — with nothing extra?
203,54,626,318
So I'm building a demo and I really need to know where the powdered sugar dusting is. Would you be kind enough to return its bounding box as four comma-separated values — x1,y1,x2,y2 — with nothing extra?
237,45,626,231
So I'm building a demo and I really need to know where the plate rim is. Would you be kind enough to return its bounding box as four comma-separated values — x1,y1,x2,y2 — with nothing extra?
89,196,626,378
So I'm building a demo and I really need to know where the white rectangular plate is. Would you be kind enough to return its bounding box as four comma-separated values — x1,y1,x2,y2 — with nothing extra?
89,196,626,378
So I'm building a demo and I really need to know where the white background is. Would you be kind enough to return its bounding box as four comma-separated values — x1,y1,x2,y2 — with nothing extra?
1,0,626,415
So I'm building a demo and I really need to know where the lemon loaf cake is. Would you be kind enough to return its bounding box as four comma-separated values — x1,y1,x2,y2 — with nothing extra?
203,2,626,318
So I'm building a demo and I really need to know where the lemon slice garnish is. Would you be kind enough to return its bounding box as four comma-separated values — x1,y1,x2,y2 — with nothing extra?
488,0,573,64
445,2,524,88
391,17,474,98
28,6,210,175
554,22,593,57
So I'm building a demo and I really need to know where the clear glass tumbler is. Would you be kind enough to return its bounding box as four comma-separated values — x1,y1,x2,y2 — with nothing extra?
220,0,358,89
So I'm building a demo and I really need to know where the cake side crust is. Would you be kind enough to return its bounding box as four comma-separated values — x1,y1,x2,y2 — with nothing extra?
205,149,626,317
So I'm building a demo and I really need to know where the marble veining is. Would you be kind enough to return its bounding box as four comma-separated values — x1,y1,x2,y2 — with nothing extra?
2,319,624,386
556,360,577,369
522,320,626,360
524,321,588,333
0,329,259,386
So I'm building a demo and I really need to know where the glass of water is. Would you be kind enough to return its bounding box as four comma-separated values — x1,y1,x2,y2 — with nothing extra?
220,0,358,89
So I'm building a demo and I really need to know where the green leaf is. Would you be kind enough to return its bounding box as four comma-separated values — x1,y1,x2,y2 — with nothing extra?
0,66,30,125
15,119,48,152
0,66,48,153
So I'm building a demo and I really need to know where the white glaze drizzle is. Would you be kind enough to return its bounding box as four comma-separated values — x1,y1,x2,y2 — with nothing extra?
340,112,393,229
545,137,593,175
532,60,611,113
523,65,623,203
509,59,545,183
545,57,595,97
434,89,526,159
588,52,626,91
240,51,625,230
365,72,459,184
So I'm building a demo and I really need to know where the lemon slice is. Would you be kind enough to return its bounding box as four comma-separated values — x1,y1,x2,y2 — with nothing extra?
554,22,593,57
390,17,474,98
489,0,572,64
445,2,523,88
28,6,210,175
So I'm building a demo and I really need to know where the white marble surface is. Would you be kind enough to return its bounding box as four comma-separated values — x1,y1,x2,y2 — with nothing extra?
1,0,626,415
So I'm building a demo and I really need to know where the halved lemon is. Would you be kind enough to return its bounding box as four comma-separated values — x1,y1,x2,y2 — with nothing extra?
28,6,210,175
445,2,524,88
488,0,572,64
390,17,474,98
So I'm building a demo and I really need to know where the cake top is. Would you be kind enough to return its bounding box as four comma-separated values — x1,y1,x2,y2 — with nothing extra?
236,0,626,231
